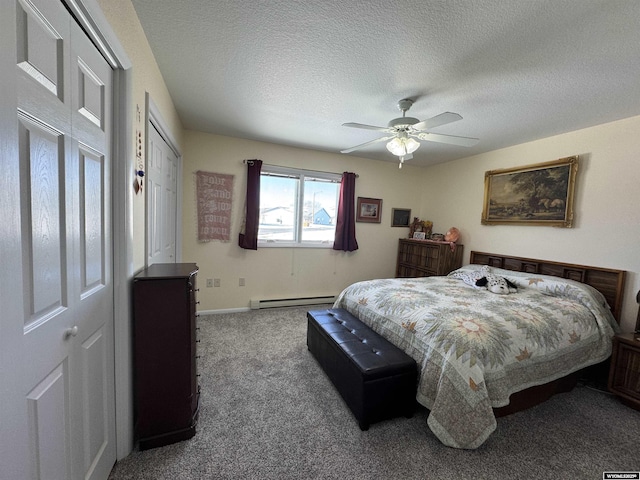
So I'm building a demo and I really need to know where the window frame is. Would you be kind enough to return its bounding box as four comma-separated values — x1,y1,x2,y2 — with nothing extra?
257,165,341,248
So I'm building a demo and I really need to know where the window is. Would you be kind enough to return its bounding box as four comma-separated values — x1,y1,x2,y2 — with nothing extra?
258,165,341,247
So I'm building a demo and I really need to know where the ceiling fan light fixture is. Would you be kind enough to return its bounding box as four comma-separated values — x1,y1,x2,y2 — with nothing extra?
386,136,420,156
405,137,420,153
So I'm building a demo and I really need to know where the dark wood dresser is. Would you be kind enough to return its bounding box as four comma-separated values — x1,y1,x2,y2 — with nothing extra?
608,290,640,411
608,333,640,411
396,238,464,278
133,263,200,449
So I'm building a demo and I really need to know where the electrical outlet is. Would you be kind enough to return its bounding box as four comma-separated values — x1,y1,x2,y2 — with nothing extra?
206,278,213,288
214,278,221,287
239,277,245,287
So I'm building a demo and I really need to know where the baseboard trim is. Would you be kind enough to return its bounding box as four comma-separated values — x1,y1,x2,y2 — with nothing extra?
197,307,251,316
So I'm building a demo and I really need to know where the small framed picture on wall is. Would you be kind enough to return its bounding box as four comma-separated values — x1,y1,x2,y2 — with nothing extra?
356,197,382,223
391,208,411,227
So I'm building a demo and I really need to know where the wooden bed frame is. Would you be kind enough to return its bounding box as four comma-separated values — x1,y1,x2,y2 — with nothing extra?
469,251,627,416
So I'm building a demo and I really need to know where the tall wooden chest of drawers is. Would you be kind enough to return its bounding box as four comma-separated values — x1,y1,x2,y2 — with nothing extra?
133,263,200,449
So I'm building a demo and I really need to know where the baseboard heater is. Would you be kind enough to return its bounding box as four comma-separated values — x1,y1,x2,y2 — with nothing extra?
250,295,336,310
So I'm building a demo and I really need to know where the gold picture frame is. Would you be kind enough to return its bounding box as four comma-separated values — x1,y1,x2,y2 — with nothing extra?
481,156,579,227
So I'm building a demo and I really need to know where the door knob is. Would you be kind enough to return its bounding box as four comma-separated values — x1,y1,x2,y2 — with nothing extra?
64,326,79,339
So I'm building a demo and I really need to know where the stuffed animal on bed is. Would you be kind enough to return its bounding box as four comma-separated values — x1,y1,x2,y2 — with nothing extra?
475,274,518,295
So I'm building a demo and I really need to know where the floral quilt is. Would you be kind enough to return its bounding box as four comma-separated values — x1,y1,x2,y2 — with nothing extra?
332,265,619,449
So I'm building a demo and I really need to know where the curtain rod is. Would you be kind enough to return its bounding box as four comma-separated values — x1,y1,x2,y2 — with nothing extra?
242,159,358,177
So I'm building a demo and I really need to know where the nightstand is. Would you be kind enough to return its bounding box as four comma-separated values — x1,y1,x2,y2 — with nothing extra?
608,332,640,411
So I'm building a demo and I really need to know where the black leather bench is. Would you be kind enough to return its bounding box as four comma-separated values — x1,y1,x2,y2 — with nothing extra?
307,308,417,430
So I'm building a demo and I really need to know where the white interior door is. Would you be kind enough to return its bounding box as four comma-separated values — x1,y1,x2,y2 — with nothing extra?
1,0,116,478
69,15,116,480
147,122,178,264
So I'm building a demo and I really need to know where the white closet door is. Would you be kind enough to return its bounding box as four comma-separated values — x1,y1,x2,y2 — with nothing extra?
1,0,116,478
147,122,178,264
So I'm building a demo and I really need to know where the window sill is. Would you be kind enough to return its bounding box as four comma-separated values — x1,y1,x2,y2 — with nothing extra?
257,241,334,249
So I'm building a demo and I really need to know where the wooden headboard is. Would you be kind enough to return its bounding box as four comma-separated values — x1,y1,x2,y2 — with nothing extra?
470,251,626,323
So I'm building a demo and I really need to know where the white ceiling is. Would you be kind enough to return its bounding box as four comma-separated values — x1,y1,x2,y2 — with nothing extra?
130,0,640,167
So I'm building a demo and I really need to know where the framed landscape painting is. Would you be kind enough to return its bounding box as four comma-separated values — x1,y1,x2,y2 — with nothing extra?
481,156,578,227
356,197,382,223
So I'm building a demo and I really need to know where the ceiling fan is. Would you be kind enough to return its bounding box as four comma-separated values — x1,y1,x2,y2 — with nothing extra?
340,99,479,168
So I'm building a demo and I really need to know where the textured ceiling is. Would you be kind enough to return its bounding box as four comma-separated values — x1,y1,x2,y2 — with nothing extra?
130,0,640,167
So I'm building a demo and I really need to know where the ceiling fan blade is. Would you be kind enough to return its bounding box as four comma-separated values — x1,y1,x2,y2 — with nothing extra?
340,135,395,154
413,132,479,147
412,112,462,131
342,122,394,133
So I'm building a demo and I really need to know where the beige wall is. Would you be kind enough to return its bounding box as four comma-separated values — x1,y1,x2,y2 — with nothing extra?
97,0,184,270
182,131,425,311
183,117,640,331
421,115,640,332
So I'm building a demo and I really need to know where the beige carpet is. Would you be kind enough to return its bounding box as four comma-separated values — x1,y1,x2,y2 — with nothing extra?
109,305,639,480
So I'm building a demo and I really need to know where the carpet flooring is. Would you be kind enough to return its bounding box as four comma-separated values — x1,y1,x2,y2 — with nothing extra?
108,305,639,480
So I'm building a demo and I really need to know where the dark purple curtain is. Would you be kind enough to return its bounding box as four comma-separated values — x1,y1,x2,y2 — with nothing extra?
333,172,358,252
238,159,262,250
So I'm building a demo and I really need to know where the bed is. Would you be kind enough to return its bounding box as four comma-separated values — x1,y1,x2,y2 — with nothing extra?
332,251,626,449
